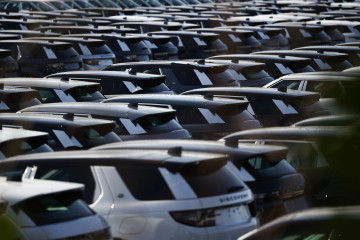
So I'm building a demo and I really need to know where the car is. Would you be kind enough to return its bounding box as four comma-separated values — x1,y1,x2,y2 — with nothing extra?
65,33,152,63
220,126,360,206
263,72,360,114
0,0,57,12
208,54,316,82
293,114,359,127
102,94,262,139
104,60,240,93
252,49,354,71
148,31,228,59
0,126,53,159
92,139,310,225
0,39,83,77
19,102,192,140
0,112,122,150
295,45,360,66
238,206,360,240
0,178,112,240
181,87,329,127
305,20,347,44
0,149,258,240
186,27,262,53
28,36,116,70
218,26,291,51
46,70,175,97
0,77,106,103
109,21,186,33
0,85,42,111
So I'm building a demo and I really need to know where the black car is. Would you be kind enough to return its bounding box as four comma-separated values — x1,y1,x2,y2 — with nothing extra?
238,206,360,240
19,102,192,140
0,39,83,77
221,126,360,206
253,49,354,71
0,126,53,159
148,31,228,59
0,85,42,112
0,112,121,150
104,60,240,93
66,33,152,63
27,36,115,70
182,87,329,127
209,54,316,80
46,70,174,97
92,139,310,225
102,94,262,139
0,77,105,103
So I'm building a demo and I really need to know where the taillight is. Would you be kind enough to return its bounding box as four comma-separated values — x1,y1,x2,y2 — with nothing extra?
170,208,215,227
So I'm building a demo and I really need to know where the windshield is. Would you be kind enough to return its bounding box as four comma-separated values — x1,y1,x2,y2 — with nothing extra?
0,138,52,159
136,114,183,133
13,191,94,226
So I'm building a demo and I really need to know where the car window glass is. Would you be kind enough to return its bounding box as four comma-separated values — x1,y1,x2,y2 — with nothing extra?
52,130,83,149
123,81,143,93
193,37,207,46
305,81,341,98
116,166,175,200
198,108,225,123
35,166,96,204
270,80,301,90
229,34,242,43
78,43,92,55
275,63,294,75
68,87,105,102
172,69,202,86
176,107,208,124
117,40,130,51
273,99,298,114
194,70,213,86
137,114,183,132
314,59,332,70
119,118,146,134
37,89,61,103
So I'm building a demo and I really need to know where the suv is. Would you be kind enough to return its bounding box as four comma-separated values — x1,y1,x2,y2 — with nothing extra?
92,139,309,225
182,87,329,127
46,70,174,97
0,149,258,240
0,178,112,240
19,102,192,140
0,126,52,159
208,54,316,80
0,39,83,77
102,94,261,139
0,77,105,103
104,60,240,93
0,113,121,150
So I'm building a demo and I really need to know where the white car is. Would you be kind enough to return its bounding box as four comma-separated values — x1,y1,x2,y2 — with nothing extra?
0,177,112,240
1,149,259,240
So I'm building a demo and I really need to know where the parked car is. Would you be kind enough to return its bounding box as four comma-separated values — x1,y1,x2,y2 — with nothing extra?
0,178,112,240
221,126,360,206
0,126,52,159
0,112,122,150
208,54,316,83
182,87,329,127
296,45,360,66
104,60,240,93
0,39,83,77
102,94,261,139
252,49,354,71
19,102,192,140
148,31,228,59
92,139,310,225
238,206,360,240
28,36,116,70
0,77,106,103
46,70,174,97
0,149,258,240
0,0,56,12
0,85,42,112
66,33,152,63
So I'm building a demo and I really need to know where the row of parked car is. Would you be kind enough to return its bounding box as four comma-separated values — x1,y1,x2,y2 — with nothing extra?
0,0,359,239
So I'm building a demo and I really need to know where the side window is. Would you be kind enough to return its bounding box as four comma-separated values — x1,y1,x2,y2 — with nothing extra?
35,166,96,204
270,80,301,90
305,81,341,98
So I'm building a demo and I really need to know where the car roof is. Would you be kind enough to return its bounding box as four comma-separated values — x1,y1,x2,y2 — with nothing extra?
277,72,360,81
0,39,73,48
103,93,249,110
91,139,288,164
0,78,101,91
0,149,228,173
0,126,48,143
293,114,359,127
19,102,177,119
0,178,84,206
0,112,116,130
209,54,312,63
221,126,350,145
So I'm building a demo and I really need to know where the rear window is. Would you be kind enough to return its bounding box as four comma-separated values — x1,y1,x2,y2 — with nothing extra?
68,86,105,102
305,81,342,98
116,166,175,201
0,138,52,159
13,191,94,226
269,80,301,90
172,69,212,86
136,114,183,133
181,163,245,198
